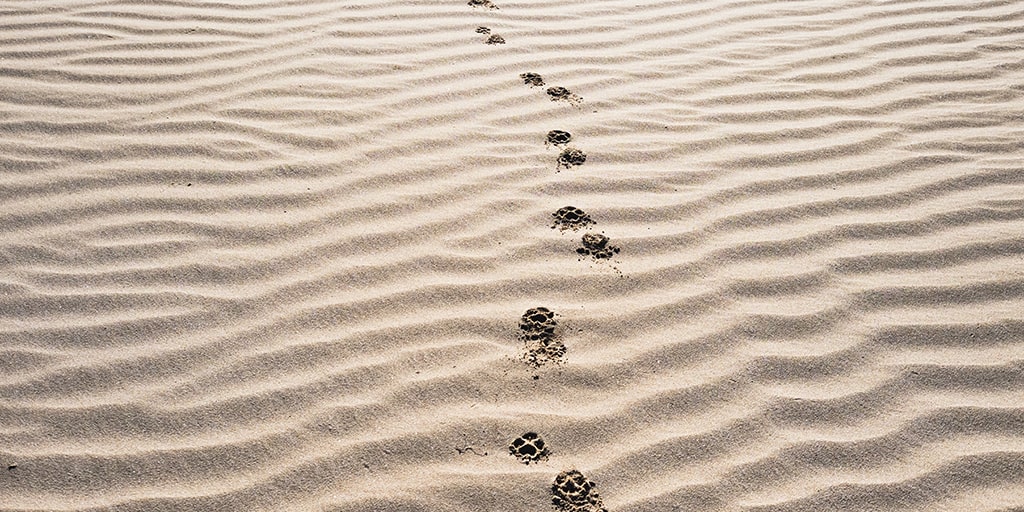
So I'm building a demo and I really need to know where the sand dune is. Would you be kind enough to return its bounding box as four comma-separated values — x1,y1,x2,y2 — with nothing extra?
1,0,1023,510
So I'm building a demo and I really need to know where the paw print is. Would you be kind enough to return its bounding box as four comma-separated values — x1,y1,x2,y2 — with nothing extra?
508,432,550,464
551,206,595,231
552,469,607,512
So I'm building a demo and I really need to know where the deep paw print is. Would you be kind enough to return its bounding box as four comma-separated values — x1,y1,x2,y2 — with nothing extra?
546,130,572,146
547,86,583,106
508,432,550,464
485,34,506,44
557,147,587,170
520,72,545,87
468,0,499,9
519,307,566,367
552,470,608,512
577,232,620,260
551,206,595,231
520,307,557,341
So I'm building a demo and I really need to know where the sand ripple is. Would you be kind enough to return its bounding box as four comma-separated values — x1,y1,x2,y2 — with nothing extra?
1,0,1023,510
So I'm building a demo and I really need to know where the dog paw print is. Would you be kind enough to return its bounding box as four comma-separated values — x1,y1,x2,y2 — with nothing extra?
577,232,620,260
520,72,545,87
551,206,595,231
468,0,499,9
508,432,550,464
552,469,608,512
485,34,506,44
546,130,573,146
519,307,566,367
557,147,587,170
476,26,491,34
547,86,583,106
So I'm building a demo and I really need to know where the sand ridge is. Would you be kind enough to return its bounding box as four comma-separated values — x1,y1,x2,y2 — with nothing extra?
1,0,1023,510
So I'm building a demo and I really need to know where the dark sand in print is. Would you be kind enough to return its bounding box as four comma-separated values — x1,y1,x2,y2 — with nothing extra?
557,147,587,169
547,86,583,106
520,72,545,86
546,129,573,146
552,469,608,512
551,206,596,231
508,431,551,464
468,0,499,9
518,307,567,368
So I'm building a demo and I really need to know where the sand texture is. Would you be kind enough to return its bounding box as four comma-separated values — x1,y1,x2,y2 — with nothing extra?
2,0,1024,510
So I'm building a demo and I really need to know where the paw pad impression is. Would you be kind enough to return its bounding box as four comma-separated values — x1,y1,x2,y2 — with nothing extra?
557,147,587,169
520,72,545,87
519,307,566,367
547,86,583,105
551,206,595,231
577,232,620,260
508,432,550,464
552,469,607,512
546,130,573,146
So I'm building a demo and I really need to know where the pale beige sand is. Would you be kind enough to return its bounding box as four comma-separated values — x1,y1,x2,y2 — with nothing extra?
2,0,1024,510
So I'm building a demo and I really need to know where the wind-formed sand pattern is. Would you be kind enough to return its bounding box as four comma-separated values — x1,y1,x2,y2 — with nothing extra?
1,0,1023,511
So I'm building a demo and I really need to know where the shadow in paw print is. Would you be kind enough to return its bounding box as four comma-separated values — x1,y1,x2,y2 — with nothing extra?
520,72,545,87
519,307,566,367
476,26,491,34
577,232,620,260
557,147,586,170
552,206,595,231
508,432,550,464
546,130,572,146
552,470,608,512
485,34,505,44
547,86,583,106
468,0,499,8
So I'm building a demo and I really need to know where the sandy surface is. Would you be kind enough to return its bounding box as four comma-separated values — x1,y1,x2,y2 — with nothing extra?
2,0,1023,510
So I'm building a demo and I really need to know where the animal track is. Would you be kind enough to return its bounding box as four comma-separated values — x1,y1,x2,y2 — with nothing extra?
519,307,566,367
552,470,608,512
557,147,587,169
508,432,550,464
520,307,556,341
476,26,491,34
520,72,545,87
546,130,572,146
551,206,595,231
468,0,499,9
577,232,620,260
547,86,583,106
485,34,506,44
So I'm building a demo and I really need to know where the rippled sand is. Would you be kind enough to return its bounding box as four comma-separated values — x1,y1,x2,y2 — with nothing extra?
2,0,1023,510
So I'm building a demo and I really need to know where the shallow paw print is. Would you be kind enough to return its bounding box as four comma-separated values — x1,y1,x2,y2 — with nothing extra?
520,72,545,87
551,206,595,231
468,0,499,9
476,26,491,34
577,232,620,260
508,432,550,464
557,147,587,170
485,34,506,44
546,130,573,146
552,469,608,512
547,86,583,106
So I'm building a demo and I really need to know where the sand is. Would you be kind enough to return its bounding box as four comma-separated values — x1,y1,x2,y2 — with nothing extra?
1,0,1023,510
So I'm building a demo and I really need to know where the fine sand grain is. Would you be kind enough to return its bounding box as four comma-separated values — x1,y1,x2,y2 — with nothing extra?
1,0,1023,511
